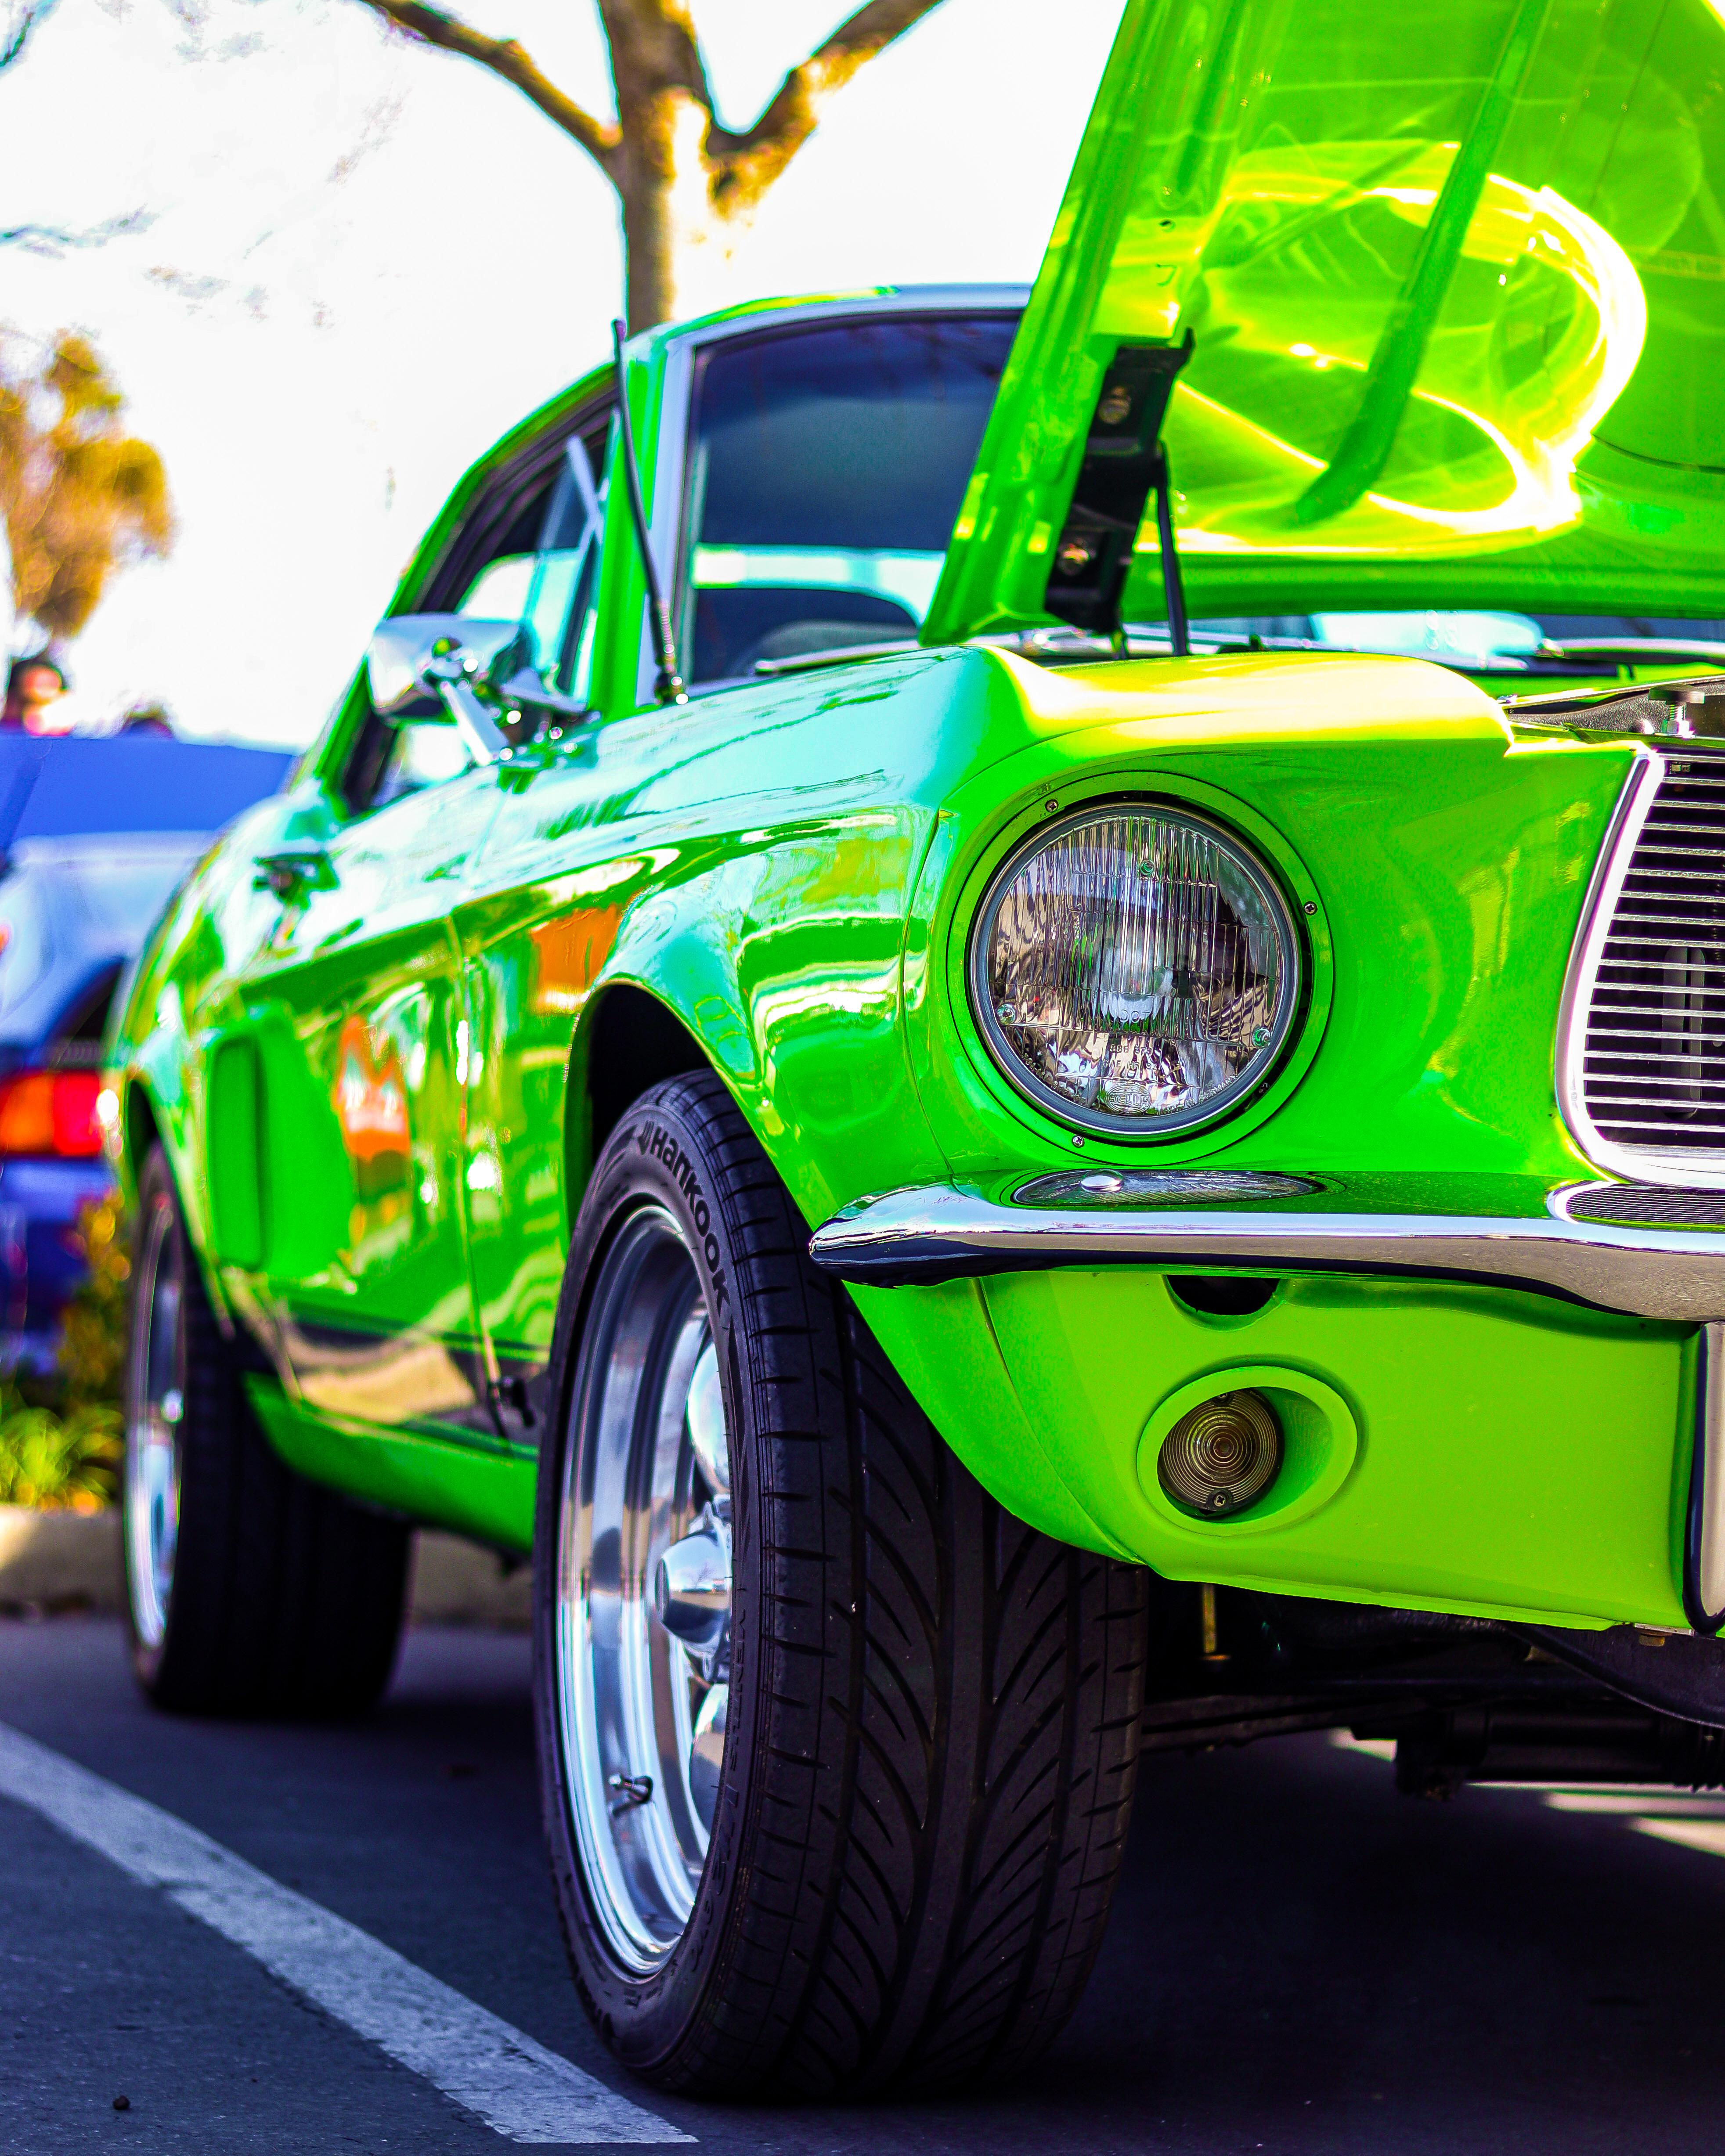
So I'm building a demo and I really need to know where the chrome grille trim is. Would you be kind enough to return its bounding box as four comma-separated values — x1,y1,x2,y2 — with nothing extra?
1557,750,1725,1188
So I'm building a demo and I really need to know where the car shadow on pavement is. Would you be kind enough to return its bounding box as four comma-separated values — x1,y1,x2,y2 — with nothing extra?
974,1729,1725,2156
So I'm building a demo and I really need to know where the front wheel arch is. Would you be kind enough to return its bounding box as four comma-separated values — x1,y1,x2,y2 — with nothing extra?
566,981,711,1206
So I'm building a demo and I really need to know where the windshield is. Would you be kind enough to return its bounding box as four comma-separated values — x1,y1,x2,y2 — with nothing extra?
679,313,1020,682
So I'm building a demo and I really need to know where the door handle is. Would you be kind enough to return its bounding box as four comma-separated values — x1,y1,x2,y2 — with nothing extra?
253,847,336,899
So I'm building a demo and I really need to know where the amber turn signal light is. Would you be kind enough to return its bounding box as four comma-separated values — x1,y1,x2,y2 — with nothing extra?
1157,1388,1282,1517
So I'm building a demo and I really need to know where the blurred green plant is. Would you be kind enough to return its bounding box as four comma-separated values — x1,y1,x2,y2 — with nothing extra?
0,1193,129,1511
58,1191,129,1410
0,1390,120,1511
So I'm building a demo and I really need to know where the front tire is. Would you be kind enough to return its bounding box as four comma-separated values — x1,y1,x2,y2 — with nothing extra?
534,1074,1149,2098
124,1144,409,1716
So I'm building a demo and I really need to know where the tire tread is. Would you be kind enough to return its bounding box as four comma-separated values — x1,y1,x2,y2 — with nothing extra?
550,1075,1147,2098
128,1148,408,1719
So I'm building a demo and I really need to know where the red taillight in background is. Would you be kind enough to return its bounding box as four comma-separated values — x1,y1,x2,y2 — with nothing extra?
0,1070,104,1157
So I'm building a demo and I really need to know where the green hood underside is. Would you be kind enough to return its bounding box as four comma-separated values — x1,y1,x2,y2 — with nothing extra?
924,0,1725,645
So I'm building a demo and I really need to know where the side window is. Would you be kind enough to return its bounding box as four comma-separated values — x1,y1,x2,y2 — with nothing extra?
339,407,612,816
372,719,475,809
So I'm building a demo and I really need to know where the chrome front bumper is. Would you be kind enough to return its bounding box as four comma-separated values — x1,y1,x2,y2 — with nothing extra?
807,1176,1725,1323
809,1172,1725,1634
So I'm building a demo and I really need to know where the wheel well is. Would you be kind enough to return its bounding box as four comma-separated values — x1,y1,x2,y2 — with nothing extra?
579,985,711,1171
125,1078,162,1184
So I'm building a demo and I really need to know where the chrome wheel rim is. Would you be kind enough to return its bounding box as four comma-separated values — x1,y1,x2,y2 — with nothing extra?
125,1195,183,1651
556,1204,732,1975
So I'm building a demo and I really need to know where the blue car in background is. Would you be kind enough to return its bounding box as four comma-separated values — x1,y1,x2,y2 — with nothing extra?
0,735,292,1370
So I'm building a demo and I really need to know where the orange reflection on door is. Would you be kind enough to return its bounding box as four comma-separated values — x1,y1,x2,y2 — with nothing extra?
530,907,624,1015
332,1013,411,1213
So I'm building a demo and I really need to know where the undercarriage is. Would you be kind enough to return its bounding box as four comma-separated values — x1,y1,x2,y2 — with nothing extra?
1144,1584,1725,1797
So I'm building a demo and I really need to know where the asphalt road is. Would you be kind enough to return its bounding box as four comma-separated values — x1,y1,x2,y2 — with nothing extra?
3,1617,1725,2156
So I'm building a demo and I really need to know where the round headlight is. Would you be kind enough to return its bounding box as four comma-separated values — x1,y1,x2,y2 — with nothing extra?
970,803,1300,1136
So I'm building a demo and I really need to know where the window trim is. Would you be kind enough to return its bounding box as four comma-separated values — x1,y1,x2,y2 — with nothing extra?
421,398,612,617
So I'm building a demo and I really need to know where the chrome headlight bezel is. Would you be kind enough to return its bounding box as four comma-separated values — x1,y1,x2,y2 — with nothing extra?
966,799,1304,1140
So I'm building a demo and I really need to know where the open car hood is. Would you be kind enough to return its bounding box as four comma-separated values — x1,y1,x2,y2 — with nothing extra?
924,0,1725,645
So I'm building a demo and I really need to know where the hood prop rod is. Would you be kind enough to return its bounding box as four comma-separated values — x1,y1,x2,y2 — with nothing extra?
611,319,687,707
1044,330,1193,655
1151,442,1189,658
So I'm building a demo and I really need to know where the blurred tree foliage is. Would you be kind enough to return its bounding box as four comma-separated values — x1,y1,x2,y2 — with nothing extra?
0,330,174,641
0,1195,128,1511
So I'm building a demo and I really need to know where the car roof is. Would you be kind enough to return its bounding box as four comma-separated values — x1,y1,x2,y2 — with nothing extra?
0,735,294,849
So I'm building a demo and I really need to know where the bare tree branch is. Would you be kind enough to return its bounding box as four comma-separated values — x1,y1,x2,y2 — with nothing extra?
1,0,61,70
712,0,944,209
339,0,954,327
354,0,623,177
0,209,156,256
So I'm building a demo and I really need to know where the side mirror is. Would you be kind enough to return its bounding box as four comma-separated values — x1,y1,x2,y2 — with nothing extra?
364,613,595,768
365,614,522,722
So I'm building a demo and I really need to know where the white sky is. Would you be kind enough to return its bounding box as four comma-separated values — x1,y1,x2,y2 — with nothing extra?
0,0,1123,746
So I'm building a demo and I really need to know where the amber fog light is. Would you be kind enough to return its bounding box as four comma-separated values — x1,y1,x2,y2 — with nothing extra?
1157,1389,1282,1517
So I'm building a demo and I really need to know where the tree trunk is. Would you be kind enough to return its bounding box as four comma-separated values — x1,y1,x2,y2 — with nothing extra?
615,113,780,330
614,91,722,332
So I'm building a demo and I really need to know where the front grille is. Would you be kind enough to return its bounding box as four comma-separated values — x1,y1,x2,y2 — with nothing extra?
1583,756,1725,1157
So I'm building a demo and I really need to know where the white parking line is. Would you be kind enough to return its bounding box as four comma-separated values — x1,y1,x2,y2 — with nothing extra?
0,1721,691,2146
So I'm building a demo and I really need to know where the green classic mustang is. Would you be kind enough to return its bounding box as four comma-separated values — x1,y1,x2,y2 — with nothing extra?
108,0,1725,2099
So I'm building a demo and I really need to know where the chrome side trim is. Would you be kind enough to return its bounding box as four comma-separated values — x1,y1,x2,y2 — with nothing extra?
1693,1321,1725,1631
1553,750,1725,1190
808,1180,1725,1320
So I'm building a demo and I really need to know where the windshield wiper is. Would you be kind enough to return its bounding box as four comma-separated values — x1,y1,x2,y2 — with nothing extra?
1117,627,1570,676
1545,637,1725,667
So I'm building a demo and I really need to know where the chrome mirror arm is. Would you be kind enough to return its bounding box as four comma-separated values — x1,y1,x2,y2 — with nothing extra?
419,652,511,764
496,667,591,722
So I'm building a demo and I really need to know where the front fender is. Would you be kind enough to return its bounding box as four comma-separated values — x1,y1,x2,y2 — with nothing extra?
582,797,949,1237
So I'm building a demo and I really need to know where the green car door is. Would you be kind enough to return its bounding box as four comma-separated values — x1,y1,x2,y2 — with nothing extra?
225,706,499,1445
213,389,617,1472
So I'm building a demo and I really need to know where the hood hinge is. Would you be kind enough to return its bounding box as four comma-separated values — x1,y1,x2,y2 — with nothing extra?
1044,331,1193,648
